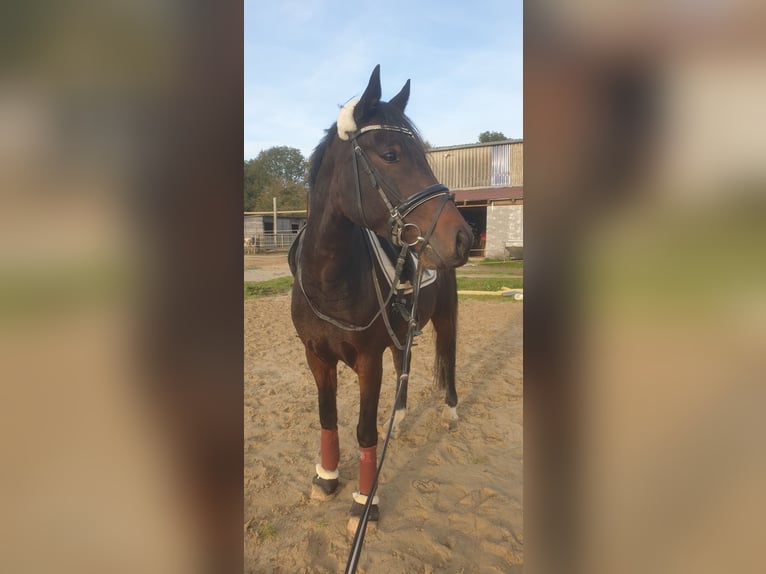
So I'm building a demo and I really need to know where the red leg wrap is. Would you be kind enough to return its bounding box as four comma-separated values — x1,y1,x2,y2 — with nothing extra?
320,429,339,471
358,445,377,496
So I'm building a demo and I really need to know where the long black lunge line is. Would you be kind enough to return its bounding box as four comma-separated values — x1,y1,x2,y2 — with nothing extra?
344,262,426,574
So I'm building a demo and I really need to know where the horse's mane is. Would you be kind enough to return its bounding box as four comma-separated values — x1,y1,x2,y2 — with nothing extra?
308,102,426,192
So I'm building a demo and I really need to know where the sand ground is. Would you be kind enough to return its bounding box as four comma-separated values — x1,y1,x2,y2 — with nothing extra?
244,285,523,573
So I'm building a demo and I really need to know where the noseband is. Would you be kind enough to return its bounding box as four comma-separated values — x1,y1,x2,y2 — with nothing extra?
348,124,454,248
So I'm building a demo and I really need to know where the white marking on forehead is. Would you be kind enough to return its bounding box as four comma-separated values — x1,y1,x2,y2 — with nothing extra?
337,98,359,140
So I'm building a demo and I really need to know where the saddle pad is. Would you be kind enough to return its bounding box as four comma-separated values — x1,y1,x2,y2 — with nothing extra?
364,228,437,294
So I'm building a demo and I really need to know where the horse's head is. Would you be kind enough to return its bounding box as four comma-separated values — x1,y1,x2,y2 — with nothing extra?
312,65,472,269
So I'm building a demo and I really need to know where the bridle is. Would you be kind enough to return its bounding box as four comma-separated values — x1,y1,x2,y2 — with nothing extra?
348,123,455,250
295,120,457,347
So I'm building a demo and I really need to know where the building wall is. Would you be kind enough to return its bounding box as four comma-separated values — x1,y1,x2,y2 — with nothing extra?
275,217,303,233
244,215,305,237
428,145,492,189
243,215,264,237
485,204,523,259
426,140,523,190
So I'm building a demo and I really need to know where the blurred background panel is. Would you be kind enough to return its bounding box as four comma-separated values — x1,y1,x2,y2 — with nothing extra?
0,1,242,572
525,2,766,574
4,1,766,572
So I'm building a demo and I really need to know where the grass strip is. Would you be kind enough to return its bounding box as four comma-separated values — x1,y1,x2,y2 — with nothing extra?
244,277,294,299
456,276,523,291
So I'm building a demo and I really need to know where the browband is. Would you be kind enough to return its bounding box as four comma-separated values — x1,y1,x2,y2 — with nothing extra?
336,95,415,141
354,124,415,138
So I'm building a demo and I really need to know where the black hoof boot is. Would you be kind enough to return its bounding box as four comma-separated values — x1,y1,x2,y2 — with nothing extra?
349,500,379,521
310,475,339,500
347,501,379,535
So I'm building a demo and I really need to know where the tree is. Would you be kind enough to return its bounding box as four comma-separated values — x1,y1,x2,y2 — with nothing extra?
244,146,308,211
256,146,306,190
244,158,268,211
478,131,507,143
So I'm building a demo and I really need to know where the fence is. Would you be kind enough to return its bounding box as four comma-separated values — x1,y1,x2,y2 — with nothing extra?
244,232,299,254
243,233,506,257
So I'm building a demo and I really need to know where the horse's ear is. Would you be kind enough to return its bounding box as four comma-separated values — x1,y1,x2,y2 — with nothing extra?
354,64,382,123
389,79,410,112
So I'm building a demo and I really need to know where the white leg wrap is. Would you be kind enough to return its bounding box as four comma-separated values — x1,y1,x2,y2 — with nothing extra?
315,464,339,480
445,406,458,420
352,491,380,506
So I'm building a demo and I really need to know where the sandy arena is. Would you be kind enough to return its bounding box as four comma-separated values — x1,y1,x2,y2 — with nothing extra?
244,282,523,573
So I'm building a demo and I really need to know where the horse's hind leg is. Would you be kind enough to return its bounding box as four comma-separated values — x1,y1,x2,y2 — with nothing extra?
305,348,340,500
387,346,408,437
432,271,459,428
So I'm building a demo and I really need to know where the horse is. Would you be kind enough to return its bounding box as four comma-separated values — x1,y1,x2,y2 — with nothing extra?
289,65,473,531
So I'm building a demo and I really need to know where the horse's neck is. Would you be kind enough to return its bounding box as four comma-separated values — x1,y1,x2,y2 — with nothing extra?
301,206,368,287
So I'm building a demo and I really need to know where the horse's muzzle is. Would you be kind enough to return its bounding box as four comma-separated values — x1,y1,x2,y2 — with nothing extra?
454,227,472,263
419,221,472,269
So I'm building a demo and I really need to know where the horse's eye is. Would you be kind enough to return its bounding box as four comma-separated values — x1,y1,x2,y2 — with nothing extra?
381,150,398,163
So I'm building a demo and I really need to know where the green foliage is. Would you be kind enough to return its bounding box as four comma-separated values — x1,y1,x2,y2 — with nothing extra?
478,130,507,143
244,159,269,211
257,522,277,541
244,146,308,211
476,260,524,269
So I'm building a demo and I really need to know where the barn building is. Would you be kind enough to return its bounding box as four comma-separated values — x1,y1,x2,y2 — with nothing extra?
244,139,523,258
426,139,523,259
243,213,306,252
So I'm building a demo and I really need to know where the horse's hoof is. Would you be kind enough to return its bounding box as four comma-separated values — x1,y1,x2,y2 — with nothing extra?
347,501,379,536
443,405,458,430
347,515,378,536
310,475,339,500
385,408,407,439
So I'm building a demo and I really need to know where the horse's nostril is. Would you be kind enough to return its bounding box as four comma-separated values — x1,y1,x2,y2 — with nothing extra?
455,229,470,259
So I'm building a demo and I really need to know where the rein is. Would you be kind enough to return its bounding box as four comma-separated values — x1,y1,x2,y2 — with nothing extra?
295,234,411,345
342,126,450,571
344,259,426,574
298,123,453,572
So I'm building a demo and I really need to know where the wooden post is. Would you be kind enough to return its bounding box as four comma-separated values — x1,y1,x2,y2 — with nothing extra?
272,197,277,247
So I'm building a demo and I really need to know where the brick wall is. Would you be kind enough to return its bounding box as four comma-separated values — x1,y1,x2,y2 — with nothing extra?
486,204,523,259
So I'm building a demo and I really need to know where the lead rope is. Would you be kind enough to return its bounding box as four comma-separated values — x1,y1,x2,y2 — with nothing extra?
344,260,426,574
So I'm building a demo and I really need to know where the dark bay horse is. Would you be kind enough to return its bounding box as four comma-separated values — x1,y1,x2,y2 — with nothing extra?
289,65,472,528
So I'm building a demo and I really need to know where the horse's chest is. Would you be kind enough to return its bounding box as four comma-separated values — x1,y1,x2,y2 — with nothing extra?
304,335,381,371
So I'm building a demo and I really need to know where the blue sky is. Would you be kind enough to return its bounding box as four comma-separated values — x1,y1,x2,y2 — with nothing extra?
244,0,522,160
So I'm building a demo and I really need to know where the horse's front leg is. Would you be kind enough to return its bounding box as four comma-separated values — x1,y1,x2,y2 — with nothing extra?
305,347,341,501
348,354,383,532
